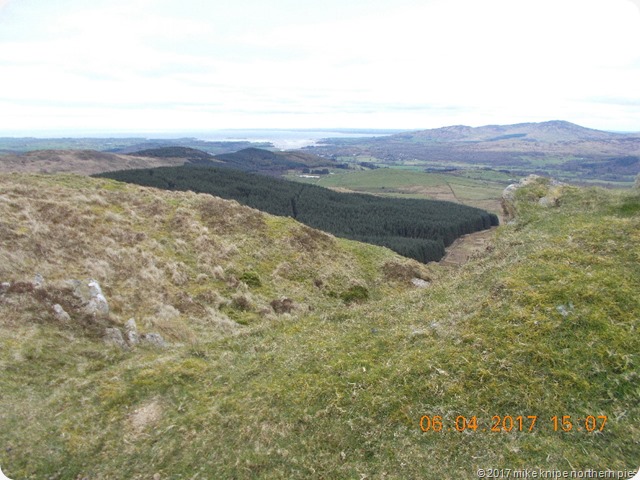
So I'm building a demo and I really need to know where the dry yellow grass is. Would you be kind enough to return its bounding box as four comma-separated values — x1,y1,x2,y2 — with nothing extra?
0,173,419,343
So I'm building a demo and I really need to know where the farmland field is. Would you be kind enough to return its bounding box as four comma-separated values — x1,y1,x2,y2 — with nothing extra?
287,168,510,216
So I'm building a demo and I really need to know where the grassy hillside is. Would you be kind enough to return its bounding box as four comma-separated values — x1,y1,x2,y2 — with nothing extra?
0,150,188,175
0,174,638,479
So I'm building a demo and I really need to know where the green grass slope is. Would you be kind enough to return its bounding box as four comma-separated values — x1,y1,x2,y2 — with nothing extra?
0,174,638,479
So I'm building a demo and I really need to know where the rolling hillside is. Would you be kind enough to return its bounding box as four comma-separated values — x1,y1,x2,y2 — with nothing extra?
0,146,335,177
0,149,187,175
0,173,638,478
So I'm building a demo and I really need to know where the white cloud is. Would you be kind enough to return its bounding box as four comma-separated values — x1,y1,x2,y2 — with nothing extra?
1,0,639,132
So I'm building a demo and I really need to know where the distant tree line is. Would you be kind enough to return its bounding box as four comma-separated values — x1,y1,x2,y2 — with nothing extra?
97,166,499,263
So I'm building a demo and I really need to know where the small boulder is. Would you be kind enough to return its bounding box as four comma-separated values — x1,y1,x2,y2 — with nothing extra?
104,328,127,348
125,318,139,346
85,279,109,316
140,333,166,348
33,273,45,289
70,279,109,317
52,304,71,322
411,278,430,288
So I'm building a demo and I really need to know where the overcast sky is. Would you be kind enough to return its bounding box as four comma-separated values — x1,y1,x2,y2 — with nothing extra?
1,0,639,135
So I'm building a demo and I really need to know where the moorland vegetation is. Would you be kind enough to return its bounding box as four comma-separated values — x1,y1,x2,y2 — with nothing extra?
0,173,637,478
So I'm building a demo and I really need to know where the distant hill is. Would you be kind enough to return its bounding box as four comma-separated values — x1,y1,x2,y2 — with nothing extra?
129,146,221,164
305,120,640,184
130,146,334,175
0,149,187,175
392,120,623,143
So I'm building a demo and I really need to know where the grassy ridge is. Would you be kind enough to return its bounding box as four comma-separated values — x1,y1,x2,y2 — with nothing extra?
0,175,638,478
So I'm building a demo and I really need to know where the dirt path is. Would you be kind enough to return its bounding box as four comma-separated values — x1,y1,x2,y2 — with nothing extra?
440,226,498,267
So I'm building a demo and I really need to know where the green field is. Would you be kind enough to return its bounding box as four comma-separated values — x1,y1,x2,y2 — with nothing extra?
288,168,510,215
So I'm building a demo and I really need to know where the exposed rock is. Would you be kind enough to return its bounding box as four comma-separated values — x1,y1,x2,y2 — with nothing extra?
411,278,430,288
33,273,45,289
125,318,139,346
69,279,109,317
0,282,9,293
104,328,127,348
502,174,566,220
52,304,71,322
140,333,166,348
86,279,109,316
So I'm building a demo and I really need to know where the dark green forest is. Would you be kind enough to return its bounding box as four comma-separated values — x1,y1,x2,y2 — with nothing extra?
131,146,333,175
97,166,499,263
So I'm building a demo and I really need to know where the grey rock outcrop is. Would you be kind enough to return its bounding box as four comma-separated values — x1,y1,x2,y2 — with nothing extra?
103,322,166,350
69,279,109,317
86,280,109,316
501,174,566,220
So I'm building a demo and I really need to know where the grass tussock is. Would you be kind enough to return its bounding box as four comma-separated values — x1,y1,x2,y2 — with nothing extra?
0,174,638,478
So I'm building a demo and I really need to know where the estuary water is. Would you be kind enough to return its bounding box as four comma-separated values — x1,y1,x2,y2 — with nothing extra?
193,128,400,150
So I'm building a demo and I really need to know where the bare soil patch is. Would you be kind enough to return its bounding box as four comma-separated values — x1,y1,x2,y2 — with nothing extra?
440,227,498,267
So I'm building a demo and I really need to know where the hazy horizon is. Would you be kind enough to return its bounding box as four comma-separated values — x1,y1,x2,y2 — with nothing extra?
1,121,638,141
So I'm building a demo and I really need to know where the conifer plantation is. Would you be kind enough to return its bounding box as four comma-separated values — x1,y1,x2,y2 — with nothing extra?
98,166,499,263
